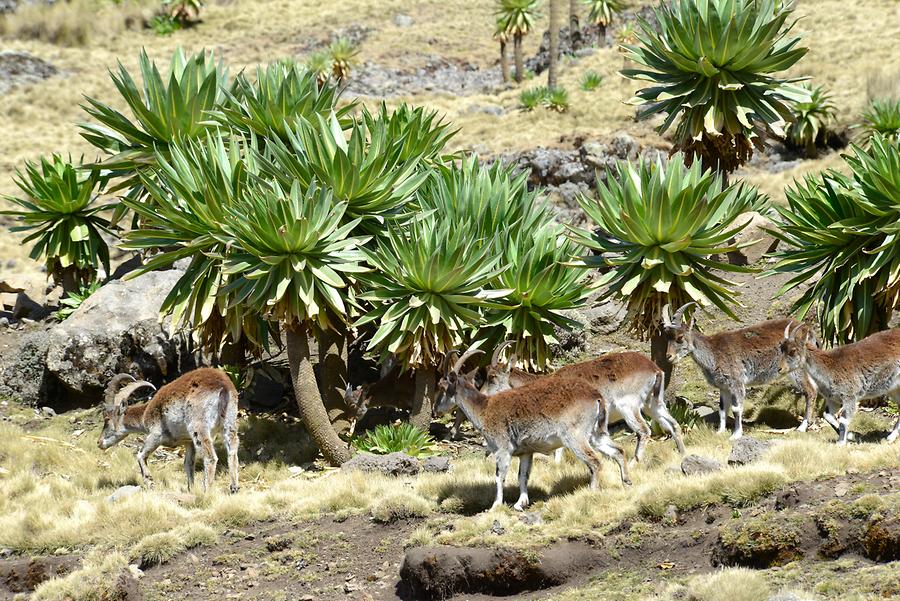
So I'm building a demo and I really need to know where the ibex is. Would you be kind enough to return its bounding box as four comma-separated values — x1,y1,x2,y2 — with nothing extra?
780,324,900,444
663,303,818,440
435,347,631,511
98,368,240,493
482,341,685,463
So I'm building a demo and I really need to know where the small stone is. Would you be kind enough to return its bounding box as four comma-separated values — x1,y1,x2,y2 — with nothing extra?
834,483,849,497
341,452,421,477
107,485,142,503
244,534,255,541
40,406,56,418
0,548,12,558
393,14,414,27
288,465,305,475
664,504,678,523
520,512,542,526
681,454,724,475
490,520,505,535
422,456,451,473
0,317,9,328
72,429,85,437
728,437,772,466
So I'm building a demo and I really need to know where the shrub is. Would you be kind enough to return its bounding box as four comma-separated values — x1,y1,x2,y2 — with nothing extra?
149,13,181,35
580,70,604,91
352,424,435,457
56,281,101,320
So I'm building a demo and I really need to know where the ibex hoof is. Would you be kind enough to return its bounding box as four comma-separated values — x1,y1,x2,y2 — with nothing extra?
230,484,239,494
796,421,809,433
623,478,633,487
729,432,743,441
886,432,898,443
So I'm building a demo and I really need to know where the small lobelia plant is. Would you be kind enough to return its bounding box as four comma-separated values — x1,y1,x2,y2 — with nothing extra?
328,37,358,82
545,86,570,112
520,86,549,110
620,0,809,173
784,82,837,158
580,70,604,91
351,424,435,457
305,50,332,86
2,155,113,294
56,280,101,321
569,153,762,371
766,135,900,344
856,98,900,145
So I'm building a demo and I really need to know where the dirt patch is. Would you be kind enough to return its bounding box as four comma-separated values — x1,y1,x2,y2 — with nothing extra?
0,554,80,597
140,515,420,601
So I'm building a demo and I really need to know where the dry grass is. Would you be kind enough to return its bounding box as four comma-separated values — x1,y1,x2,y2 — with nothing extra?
31,550,131,601
0,0,151,47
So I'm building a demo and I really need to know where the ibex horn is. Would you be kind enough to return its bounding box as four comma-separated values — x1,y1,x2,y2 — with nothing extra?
671,302,697,326
491,340,515,368
661,304,672,327
441,350,459,376
452,345,484,374
783,322,794,339
104,373,135,410
115,380,156,407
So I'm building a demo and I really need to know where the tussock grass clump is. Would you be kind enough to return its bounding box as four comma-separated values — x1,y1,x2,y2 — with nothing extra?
686,567,770,601
371,491,433,523
31,550,129,601
130,523,217,567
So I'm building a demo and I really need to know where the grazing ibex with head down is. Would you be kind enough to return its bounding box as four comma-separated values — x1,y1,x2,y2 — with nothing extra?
663,303,818,439
99,368,240,493
481,341,685,463
434,347,631,511
780,324,900,444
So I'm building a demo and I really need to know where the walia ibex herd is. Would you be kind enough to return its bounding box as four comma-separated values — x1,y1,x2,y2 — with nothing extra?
98,304,898,508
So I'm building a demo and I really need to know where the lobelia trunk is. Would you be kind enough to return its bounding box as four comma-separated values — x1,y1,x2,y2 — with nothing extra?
317,328,352,436
514,33,524,83
548,0,560,89
57,265,81,296
500,39,510,82
408,368,436,430
286,326,351,466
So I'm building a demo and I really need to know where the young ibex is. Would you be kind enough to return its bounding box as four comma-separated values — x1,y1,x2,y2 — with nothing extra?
98,368,240,493
435,347,631,511
780,324,900,444
664,303,818,439
482,342,685,463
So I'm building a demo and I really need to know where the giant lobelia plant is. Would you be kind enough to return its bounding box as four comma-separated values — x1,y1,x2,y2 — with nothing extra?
2,156,113,294
620,0,809,173
767,135,900,345
569,153,762,377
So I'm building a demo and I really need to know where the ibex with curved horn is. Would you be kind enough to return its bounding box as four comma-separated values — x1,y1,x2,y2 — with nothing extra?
434,346,630,511
780,324,900,444
480,341,685,463
663,303,818,439
98,368,240,493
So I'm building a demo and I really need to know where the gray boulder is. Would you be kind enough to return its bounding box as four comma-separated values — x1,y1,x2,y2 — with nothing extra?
45,269,189,394
728,437,772,466
341,452,421,476
681,454,724,476
0,330,59,406
728,211,778,266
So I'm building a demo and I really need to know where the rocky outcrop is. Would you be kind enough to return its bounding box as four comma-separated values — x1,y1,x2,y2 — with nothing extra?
0,51,57,95
345,56,502,97
728,437,772,466
45,270,190,395
341,452,422,476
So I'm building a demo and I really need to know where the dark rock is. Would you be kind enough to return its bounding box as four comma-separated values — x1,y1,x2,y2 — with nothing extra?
0,51,57,95
728,437,772,466
527,24,604,75
341,452,421,476
45,269,192,395
681,454,724,476
12,292,49,320
0,331,59,406
0,280,24,293
490,520,505,535
400,543,601,599
109,567,144,600
422,456,451,473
